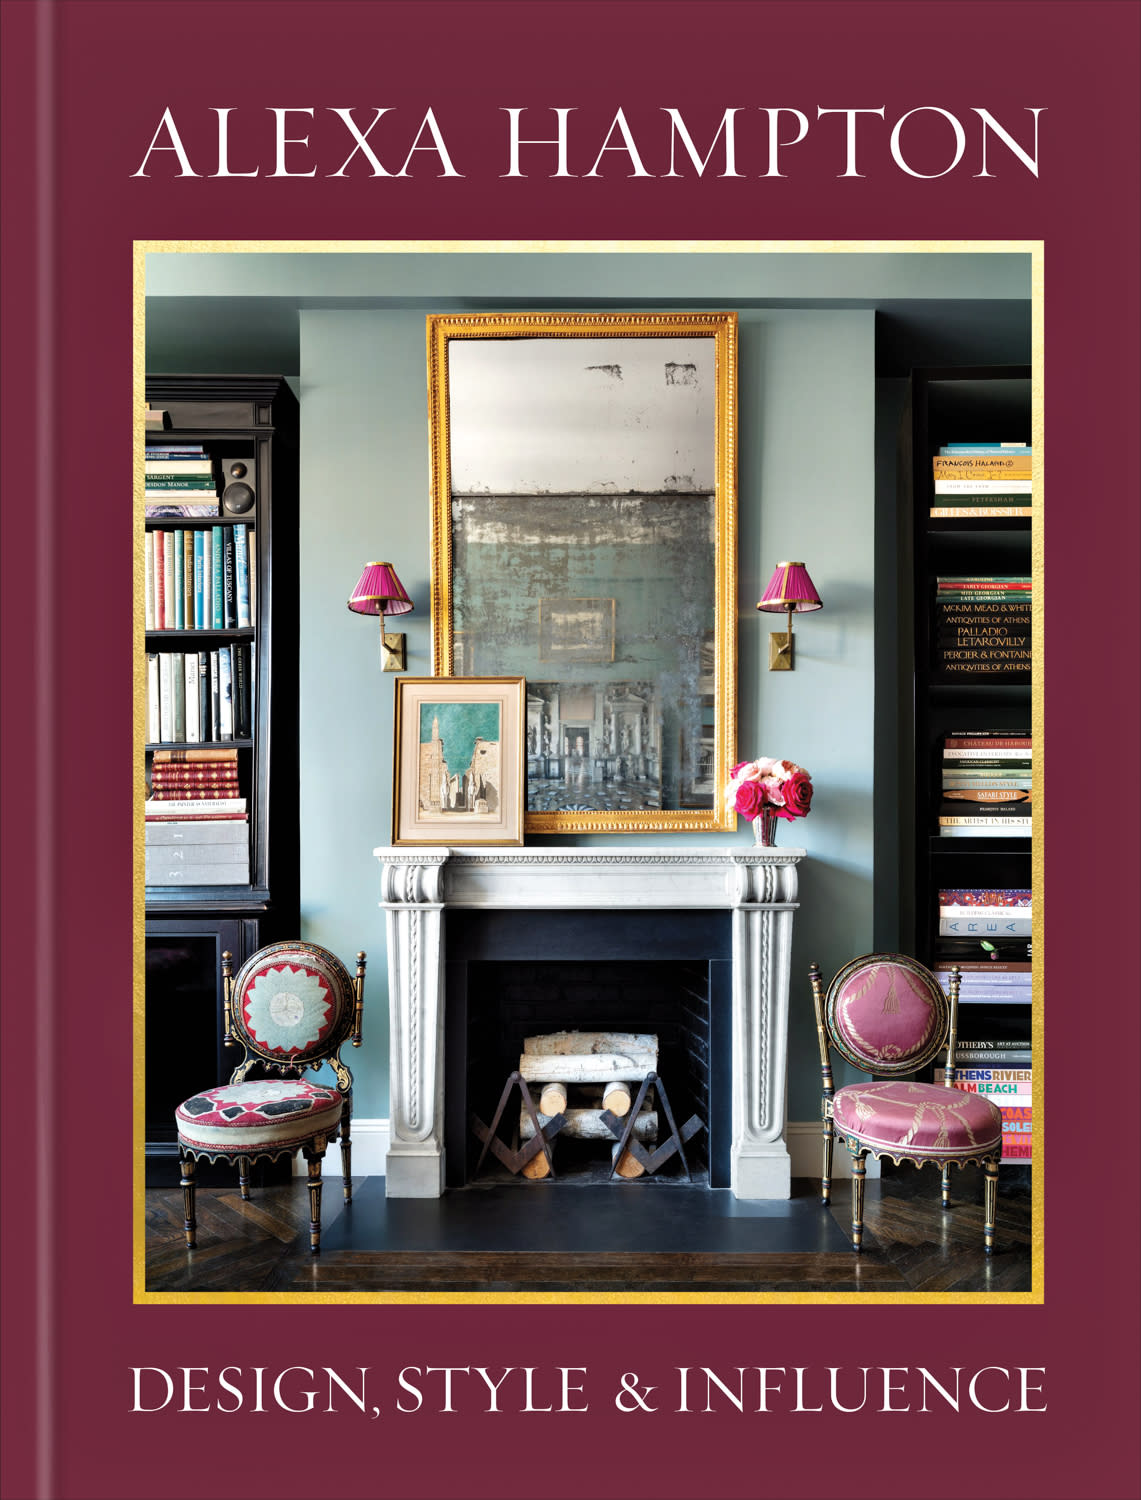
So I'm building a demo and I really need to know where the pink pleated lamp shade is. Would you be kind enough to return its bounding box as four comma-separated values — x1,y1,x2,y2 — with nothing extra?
347,561,414,618
756,561,823,614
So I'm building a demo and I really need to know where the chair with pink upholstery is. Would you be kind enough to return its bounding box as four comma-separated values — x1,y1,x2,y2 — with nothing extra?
808,953,1003,1254
175,942,365,1255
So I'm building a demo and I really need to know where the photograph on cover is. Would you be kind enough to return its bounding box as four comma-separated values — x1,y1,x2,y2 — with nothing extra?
138,242,1038,1302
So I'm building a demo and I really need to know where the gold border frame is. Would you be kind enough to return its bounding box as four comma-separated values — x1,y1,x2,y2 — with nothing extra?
133,239,1043,1307
391,675,526,846
426,310,738,835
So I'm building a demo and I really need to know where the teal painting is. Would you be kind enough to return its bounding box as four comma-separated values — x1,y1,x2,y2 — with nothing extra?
420,701,500,765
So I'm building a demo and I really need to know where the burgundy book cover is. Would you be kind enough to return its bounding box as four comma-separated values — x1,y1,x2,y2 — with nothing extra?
2,3,1138,1499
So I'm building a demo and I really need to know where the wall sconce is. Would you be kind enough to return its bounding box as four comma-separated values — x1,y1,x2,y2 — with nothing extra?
348,561,414,671
756,561,822,671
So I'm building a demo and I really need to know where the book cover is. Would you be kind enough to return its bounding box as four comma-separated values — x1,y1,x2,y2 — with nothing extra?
4,5,1138,1500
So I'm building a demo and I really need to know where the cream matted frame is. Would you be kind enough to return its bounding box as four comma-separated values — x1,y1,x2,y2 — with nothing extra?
426,310,738,835
391,676,526,846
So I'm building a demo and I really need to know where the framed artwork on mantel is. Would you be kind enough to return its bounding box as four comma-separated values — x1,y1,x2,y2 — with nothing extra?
391,677,526,846
426,311,738,835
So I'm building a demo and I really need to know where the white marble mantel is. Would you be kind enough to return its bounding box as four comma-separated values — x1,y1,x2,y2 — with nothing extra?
374,846,804,1201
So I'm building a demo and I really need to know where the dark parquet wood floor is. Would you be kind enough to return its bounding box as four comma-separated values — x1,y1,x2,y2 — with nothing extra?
144,1166,1033,1295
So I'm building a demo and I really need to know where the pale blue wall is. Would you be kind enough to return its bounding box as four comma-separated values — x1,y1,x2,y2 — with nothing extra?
294,293,874,1122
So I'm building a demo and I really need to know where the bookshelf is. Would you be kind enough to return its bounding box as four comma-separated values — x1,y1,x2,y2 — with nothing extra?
898,367,1033,1169
143,376,299,1181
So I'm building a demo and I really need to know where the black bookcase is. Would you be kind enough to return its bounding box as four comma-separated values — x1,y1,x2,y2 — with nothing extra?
898,367,1033,1169
143,376,299,1181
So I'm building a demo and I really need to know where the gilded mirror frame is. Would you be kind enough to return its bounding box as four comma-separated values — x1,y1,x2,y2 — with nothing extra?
427,311,737,835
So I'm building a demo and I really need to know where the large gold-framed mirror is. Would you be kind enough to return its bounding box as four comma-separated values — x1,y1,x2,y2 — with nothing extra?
427,311,737,835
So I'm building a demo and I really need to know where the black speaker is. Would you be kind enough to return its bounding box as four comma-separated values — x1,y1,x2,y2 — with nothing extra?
221,454,256,515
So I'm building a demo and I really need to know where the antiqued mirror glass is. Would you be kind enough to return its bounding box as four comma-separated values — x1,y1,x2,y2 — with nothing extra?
427,312,737,834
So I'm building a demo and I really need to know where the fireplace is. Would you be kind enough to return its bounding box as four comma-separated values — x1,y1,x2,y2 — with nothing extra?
444,911,733,1187
375,847,803,1200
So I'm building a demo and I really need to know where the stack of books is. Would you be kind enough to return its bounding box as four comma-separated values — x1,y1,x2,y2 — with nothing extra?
933,576,1031,679
937,886,1032,941
936,1042,1033,1163
145,644,253,744
929,442,1032,519
144,522,255,631
145,445,219,517
145,748,249,886
938,731,1031,836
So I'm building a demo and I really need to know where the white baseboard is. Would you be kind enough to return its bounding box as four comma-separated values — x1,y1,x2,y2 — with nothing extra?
296,1120,877,1181
786,1120,880,1180
293,1118,390,1176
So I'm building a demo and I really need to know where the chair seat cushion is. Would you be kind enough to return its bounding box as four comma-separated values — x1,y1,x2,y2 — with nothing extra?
833,1080,1002,1160
176,1080,344,1154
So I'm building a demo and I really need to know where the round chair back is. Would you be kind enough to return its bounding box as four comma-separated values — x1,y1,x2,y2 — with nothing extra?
228,942,356,1067
825,953,949,1076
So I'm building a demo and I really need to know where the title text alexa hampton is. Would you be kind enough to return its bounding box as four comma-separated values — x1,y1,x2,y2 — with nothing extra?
130,105,1044,181
131,1363,1047,1416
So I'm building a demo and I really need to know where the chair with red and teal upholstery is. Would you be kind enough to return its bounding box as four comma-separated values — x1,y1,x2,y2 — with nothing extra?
175,942,365,1255
808,953,1003,1254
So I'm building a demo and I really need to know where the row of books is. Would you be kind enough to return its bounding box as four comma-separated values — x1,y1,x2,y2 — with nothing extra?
933,576,1030,678
145,444,221,517
929,443,1032,519
935,955,1032,1006
145,750,249,886
938,731,1030,836
144,524,255,632
936,1060,1033,1161
146,645,254,744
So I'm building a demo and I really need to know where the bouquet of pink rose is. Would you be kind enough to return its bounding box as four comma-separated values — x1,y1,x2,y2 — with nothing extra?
726,757,814,822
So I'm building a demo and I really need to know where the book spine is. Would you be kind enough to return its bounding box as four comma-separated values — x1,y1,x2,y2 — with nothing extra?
219,646,234,739
152,747,239,763
933,478,1033,494
234,525,251,628
939,916,1033,937
144,476,219,491
223,527,237,629
940,789,1030,804
145,459,215,475
162,532,175,629
144,811,249,822
193,532,204,629
144,535,155,631
232,642,249,739
932,459,1032,477
144,862,249,886
171,652,186,742
942,747,1032,760
146,654,160,744
249,535,257,624
184,653,198,743
151,533,164,631
172,531,184,629
211,527,224,629
148,786,243,802
203,528,214,628
936,575,1032,585
930,507,1032,519
145,822,250,844
939,444,1031,454
145,796,247,815
209,652,220,739
197,652,211,742
158,653,173,743
942,735,1033,747
182,531,194,630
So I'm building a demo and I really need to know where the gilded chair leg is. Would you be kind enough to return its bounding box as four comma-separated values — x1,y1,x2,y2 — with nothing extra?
821,1117,835,1205
941,1163,952,1210
237,1155,251,1201
303,1145,325,1255
983,1158,999,1256
340,1107,353,1204
850,1149,867,1253
180,1153,197,1250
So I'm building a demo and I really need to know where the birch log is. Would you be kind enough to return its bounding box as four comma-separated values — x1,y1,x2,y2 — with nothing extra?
611,1142,646,1178
602,1080,633,1116
538,1081,568,1117
523,1031,657,1058
518,1051,656,1084
519,1106,658,1142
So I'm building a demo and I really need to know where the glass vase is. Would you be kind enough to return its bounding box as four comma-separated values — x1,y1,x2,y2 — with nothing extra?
752,807,779,846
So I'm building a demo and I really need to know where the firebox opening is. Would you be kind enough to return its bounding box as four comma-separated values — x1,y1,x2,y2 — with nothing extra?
444,909,732,1190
